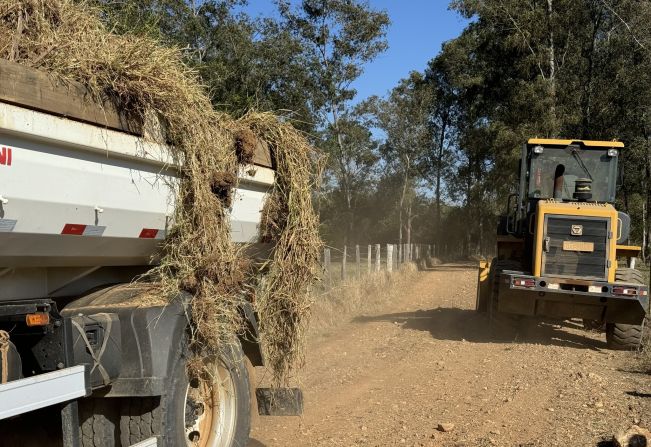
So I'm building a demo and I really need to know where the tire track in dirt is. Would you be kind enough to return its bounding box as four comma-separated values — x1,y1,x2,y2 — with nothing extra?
249,264,651,447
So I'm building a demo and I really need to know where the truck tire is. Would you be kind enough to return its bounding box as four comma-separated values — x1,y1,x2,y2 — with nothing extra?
119,339,251,447
489,260,522,339
606,268,646,350
79,398,119,447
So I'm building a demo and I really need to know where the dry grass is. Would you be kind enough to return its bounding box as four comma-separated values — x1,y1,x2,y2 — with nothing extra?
0,0,321,385
309,265,419,335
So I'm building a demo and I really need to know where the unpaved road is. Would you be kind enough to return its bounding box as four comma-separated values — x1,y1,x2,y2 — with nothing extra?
249,264,651,446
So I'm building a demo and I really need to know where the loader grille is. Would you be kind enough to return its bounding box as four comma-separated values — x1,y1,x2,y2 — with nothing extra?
543,215,609,280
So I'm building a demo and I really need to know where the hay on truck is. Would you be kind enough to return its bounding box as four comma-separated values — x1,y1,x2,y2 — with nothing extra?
0,0,322,386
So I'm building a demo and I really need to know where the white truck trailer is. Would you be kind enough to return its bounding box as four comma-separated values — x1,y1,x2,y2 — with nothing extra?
0,59,298,447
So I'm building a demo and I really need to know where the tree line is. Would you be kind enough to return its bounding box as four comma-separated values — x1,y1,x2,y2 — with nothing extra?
92,0,651,259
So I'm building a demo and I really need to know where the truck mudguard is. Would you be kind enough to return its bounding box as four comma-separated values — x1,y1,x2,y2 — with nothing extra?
62,284,263,396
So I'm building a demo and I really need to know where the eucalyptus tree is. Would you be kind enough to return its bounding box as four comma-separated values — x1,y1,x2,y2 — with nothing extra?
278,0,390,242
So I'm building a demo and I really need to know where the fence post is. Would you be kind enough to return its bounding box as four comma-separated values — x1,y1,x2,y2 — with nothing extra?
415,245,420,261
394,244,399,270
375,244,381,272
341,245,347,281
387,244,393,272
367,245,372,274
355,245,361,278
324,248,331,289
398,243,403,265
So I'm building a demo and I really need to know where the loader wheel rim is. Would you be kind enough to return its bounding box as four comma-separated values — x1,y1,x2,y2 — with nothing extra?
184,359,237,447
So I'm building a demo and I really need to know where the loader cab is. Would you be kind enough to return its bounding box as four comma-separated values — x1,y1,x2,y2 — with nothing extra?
510,139,623,232
503,139,624,274
524,139,620,205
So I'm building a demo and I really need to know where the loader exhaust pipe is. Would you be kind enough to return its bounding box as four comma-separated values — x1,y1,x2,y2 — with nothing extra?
553,164,565,200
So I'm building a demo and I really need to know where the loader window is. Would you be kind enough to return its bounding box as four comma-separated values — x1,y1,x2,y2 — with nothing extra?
528,145,617,202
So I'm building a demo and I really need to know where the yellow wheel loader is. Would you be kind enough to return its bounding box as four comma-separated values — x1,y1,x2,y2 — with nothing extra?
476,139,648,349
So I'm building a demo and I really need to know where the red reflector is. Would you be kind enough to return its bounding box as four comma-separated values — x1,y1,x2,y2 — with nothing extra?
613,286,638,296
62,224,86,235
513,278,536,288
139,228,159,239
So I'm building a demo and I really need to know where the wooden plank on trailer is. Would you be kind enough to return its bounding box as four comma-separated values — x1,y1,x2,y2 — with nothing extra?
253,140,274,168
0,58,139,134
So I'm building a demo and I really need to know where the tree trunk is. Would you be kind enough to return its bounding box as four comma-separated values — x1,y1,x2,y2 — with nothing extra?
435,113,449,248
546,0,558,136
331,108,354,245
645,137,651,263
580,8,603,139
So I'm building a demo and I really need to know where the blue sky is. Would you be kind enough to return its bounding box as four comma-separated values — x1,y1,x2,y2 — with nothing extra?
244,1,468,103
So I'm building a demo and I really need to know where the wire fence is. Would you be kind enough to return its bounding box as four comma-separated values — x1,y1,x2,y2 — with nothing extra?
320,243,436,290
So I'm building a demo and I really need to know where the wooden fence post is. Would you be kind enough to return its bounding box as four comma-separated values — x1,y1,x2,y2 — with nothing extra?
375,244,381,272
387,244,393,272
394,244,399,270
341,245,347,281
324,248,331,289
398,243,403,265
367,245,372,274
355,245,361,278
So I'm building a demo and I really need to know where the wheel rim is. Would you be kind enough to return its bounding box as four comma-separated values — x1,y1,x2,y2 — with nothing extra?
184,358,238,447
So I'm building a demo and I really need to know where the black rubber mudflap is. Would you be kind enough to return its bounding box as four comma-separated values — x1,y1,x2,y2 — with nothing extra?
256,388,304,416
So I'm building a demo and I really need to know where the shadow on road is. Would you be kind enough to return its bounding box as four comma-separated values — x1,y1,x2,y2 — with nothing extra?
247,438,267,447
353,307,607,350
417,262,476,272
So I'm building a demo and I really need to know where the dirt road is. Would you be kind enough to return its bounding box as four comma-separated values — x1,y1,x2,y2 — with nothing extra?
249,264,651,446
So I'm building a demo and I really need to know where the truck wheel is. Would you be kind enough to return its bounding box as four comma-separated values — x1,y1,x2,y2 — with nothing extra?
489,260,522,339
120,340,252,447
606,268,645,350
79,398,119,447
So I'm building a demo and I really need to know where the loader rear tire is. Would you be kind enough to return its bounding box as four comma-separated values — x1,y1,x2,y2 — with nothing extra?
489,260,522,339
476,258,496,313
606,323,644,351
605,267,645,350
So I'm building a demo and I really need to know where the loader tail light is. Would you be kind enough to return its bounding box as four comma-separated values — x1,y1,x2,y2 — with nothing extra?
612,286,639,297
26,312,50,327
513,278,536,288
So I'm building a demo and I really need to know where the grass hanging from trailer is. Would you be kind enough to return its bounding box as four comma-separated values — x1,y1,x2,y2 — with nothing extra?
0,0,322,385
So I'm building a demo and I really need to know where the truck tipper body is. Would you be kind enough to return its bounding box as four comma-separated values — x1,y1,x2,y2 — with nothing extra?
0,59,294,447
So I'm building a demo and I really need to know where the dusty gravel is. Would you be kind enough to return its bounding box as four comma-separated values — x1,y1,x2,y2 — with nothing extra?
249,264,651,447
